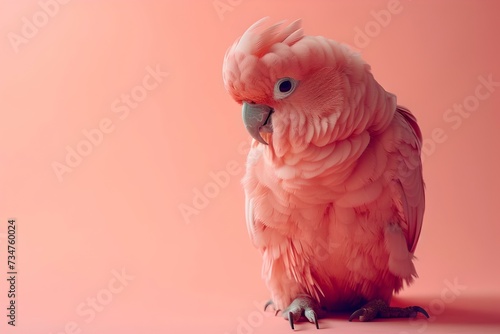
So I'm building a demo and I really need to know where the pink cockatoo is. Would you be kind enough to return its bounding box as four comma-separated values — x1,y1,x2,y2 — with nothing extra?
223,18,428,329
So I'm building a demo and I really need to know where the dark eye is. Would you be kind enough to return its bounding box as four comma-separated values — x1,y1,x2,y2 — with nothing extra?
274,77,298,100
279,80,292,93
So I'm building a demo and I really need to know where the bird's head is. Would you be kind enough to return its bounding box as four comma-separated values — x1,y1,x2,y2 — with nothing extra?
223,18,395,155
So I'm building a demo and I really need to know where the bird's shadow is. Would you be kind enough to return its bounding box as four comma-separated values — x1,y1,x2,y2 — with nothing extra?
390,294,500,325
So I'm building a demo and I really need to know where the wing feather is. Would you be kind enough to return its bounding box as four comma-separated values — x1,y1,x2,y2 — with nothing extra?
390,106,425,253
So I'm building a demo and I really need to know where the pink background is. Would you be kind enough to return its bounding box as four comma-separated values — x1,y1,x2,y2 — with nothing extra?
1,0,499,333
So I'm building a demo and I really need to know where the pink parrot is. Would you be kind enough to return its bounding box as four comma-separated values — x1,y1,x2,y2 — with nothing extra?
223,18,428,329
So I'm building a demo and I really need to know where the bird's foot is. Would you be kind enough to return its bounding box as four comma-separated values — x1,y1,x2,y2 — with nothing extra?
349,299,429,322
282,294,321,330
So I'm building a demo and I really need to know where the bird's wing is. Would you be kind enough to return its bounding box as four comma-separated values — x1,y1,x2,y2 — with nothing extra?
389,106,425,254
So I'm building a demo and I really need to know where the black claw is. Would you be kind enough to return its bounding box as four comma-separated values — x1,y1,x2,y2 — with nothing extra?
289,312,295,330
264,300,274,312
348,308,366,322
265,300,282,317
307,310,320,329
314,315,319,329
413,306,430,318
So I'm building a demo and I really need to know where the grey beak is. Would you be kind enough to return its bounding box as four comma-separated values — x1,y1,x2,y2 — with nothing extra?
242,102,273,145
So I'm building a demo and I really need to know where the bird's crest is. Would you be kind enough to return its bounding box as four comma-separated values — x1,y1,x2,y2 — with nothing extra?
235,17,304,57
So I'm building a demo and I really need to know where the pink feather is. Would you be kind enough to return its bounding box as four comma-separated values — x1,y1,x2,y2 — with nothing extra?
224,19,425,311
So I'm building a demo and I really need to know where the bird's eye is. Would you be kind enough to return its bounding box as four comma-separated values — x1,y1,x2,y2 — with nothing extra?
279,80,292,93
274,77,298,100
